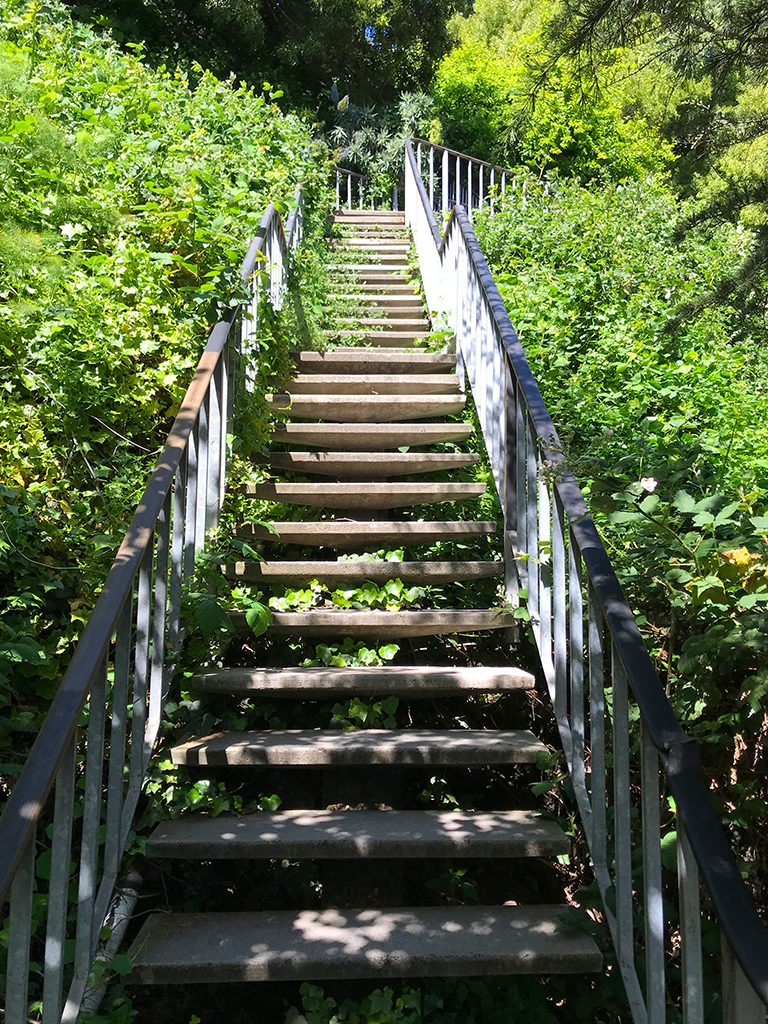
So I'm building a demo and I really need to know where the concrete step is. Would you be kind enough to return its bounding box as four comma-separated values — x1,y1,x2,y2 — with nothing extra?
252,608,518,638
265,394,464,422
282,374,460,395
189,665,533,698
170,728,546,767
243,481,485,509
146,809,563,860
129,905,602,984
259,452,477,478
328,262,409,273
237,520,497,548
328,277,415,290
330,318,429,330
291,351,455,374
268,422,472,450
329,291,423,301
330,252,408,264
227,559,501,585
335,239,409,250
332,211,405,222
322,330,431,346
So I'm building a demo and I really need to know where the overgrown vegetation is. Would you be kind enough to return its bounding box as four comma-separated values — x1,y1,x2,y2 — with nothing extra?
0,0,324,773
6,0,768,1020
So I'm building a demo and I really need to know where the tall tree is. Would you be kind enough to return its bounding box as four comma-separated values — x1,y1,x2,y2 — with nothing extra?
545,0,768,312
67,0,469,107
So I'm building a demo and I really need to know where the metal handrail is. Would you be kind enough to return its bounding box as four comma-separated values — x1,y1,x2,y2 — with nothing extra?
0,192,304,1024
404,137,768,1021
410,136,518,177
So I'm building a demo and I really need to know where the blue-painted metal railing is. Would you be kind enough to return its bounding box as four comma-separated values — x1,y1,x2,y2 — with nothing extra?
0,191,303,1024
405,138,768,1023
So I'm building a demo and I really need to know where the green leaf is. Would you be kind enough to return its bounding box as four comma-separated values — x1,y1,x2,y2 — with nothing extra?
245,602,271,638
673,491,696,513
194,598,231,639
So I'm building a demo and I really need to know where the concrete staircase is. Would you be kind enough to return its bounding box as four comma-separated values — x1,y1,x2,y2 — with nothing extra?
128,210,601,997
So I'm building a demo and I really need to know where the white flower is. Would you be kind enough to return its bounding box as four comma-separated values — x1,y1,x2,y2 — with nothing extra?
640,477,658,492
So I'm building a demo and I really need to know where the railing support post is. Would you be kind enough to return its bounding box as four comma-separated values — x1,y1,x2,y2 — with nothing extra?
722,936,767,1024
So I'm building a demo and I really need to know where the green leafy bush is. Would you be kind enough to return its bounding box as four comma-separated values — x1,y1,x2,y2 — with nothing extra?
0,0,323,761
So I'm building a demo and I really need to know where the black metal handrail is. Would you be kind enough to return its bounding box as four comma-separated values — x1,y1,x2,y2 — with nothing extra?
0,194,303,1024
404,136,768,1019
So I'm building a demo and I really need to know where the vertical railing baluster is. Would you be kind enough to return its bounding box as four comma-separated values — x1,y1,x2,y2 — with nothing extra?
455,154,461,206
588,581,607,874
504,357,518,610
721,935,766,1023
218,345,229,510
347,171,352,210
206,356,222,534
569,529,585,792
479,163,485,209
552,491,567,723
467,158,473,219
145,493,170,764
64,656,108,1020
6,835,35,1024
429,145,435,210
490,167,495,214
678,821,704,1024
195,390,209,552
640,721,665,1023
335,170,340,209
526,416,539,641
168,447,186,657
128,543,153,801
612,649,635,977
516,384,527,589
183,418,198,579
538,457,552,681
442,147,449,212
501,170,507,204
43,731,77,1024
104,596,132,880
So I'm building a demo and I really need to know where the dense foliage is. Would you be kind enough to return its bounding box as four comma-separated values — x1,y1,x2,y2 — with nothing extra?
64,0,471,110
430,0,672,180
0,0,322,765
476,179,768,876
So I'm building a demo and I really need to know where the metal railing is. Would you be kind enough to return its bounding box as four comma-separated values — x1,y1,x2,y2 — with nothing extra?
0,192,303,1024
333,165,400,211
405,138,768,1023
409,137,539,219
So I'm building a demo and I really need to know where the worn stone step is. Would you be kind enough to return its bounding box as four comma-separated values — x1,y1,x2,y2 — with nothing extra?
265,394,464,422
323,332,431,348
147,809,563,860
259,452,476,478
328,278,415,291
335,239,409,250
330,318,429,330
283,374,460,395
332,211,405,221
328,262,409,274
291,351,455,374
227,559,501,585
330,251,408,264
237,520,497,548
330,291,423,301
253,608,517,638
268,423,471,450
129,904,602,984
170,728,546,767
243,481,485,509
189,665,532,698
